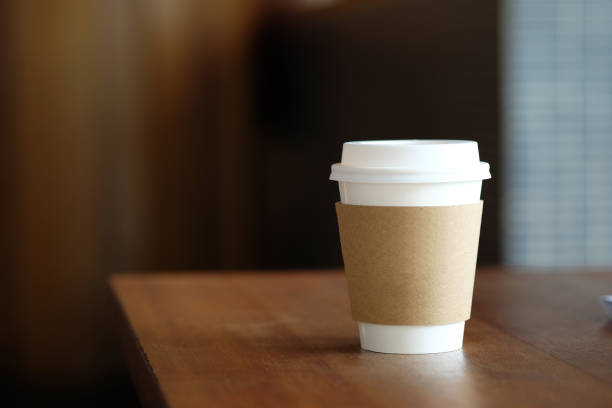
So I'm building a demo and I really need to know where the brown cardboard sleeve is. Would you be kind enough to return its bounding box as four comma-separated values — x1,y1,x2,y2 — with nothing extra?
335,201,483,326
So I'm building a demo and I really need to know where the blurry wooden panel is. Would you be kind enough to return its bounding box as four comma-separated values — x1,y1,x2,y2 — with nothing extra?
12,0,97,383
5,0,262,388
8,0,138,385
128,0,262,269
0,0,17,380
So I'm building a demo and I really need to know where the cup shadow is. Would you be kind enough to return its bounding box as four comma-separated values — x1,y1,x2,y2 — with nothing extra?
600,320,612,333
271,337,362,355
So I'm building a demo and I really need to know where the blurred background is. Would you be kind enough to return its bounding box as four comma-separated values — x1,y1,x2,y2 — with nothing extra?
1,0,610,406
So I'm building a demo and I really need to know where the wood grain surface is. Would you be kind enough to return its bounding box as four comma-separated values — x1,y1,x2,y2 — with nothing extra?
110,268,612,407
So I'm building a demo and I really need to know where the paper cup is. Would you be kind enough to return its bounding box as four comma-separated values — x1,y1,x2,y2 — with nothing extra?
330,140,491,354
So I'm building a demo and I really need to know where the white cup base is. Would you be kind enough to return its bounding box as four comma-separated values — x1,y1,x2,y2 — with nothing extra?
358,321,465,354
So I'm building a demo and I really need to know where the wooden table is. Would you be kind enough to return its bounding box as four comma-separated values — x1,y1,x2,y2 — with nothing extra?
110,268,612,407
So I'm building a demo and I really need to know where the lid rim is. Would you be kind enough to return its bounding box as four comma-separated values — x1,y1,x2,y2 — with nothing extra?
329,162,491,183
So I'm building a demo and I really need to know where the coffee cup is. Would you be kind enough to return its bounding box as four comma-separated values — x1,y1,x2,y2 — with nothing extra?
330,140,491,354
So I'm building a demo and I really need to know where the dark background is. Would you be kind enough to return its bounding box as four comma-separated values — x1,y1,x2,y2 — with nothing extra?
1,0,498,405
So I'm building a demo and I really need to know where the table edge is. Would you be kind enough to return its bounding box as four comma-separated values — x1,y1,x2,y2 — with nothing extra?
109,280,170,408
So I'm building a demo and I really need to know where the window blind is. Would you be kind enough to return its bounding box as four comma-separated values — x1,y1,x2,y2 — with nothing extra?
503,0,612,266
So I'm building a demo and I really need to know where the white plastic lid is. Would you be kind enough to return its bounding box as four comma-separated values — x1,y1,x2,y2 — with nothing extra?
329,140,491,183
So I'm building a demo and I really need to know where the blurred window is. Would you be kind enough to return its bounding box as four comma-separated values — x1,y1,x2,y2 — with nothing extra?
503,0,612,266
